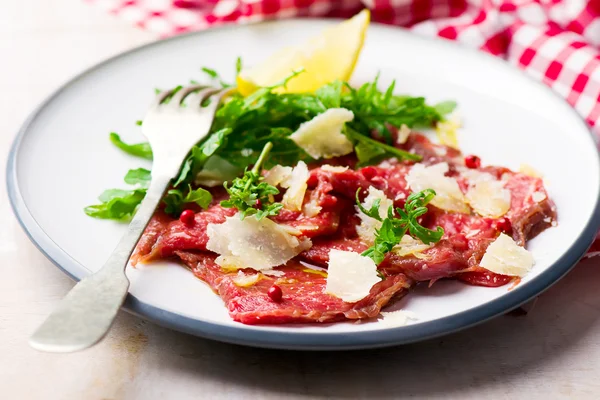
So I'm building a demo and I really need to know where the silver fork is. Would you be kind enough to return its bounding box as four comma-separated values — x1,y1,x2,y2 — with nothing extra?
29,85,230,353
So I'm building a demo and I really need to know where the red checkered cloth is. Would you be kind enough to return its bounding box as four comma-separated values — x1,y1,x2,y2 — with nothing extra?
87,0,600,256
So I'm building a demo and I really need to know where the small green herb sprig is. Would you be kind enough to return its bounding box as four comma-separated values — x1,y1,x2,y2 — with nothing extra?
357,189,444,265
220,142,283,220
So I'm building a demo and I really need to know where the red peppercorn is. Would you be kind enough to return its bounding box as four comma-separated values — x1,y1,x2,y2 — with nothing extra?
361,166,377,180
267,285,283,302
179,209,195,226
464,155,481,169
495,217,512,234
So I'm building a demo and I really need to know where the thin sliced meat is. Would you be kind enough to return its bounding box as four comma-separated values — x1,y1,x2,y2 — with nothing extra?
131,132,556,325
176,251,413,325
399,133,462,164
504,173,556,245
133,204,236,263
131,210,172,265
456,269,515,287
302,209,501,283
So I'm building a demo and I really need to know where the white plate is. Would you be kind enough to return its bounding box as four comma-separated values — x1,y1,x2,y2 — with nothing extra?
8,19,600,350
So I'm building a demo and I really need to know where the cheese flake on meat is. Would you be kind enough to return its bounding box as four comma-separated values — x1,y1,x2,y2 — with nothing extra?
435,112,461,148
531,191,547,203
321,164,349,173
406,163,470,213
356,186,394,244
392,235,432,258
290,108,354,159
232,271,262,287
206,215,312,271
519,164,543,178
281,161,309,211
325,250,381,302
457,167,495,185
264,165,292,186
303,198,322,217
466,180,511,218
479,233,534,277
396,124,411,144
262,269,286,277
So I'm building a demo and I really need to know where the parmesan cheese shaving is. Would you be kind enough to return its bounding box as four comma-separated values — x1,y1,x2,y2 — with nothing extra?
356,186,394,244
281,161,309,211
321,164,349,173
232,271,262,287
457,167,495,185
531,191,547,203
303,198,322,217
392,235,432,258
325,249,381,302
479,233,534,277
264,165,292,186
379,310,418,327
406,163,470,213
302,268,328,277
289,108,354,159
206,214,312,271
519,164,543,178
262,269,286,277
466,180,511,218
396,124,411,144
435,112,461,148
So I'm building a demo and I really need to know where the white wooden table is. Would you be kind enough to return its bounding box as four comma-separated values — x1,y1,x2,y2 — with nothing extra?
2,2,600,399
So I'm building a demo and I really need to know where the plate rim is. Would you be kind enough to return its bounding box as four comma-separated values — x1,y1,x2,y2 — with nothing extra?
7,19,600,350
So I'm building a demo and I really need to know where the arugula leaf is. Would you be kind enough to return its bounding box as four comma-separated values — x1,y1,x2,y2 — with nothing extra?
85,189,146,220
86,172,211,220
173,127,232,187
201,67,232,88
316,80,342,108
403,189,444,244
346,127,420,166
357,188,444,265
124,168,151,187
109,133,153,160
201,67,218,79
89,62,455,224
163,185,212,214
221,142,283,220
434,101,457,116
341,79,446,143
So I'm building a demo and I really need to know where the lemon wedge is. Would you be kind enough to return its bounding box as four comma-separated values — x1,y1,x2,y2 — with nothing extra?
237,10,370,95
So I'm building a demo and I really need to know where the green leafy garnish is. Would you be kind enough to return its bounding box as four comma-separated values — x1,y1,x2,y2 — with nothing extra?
84,188,146,220
163,185,213,215
346,126,420,166
434,101,457,116
357,189,444,265
85,167,212,219
124,168,151,187
109,132,153,160
88,61,455,221
187,69,449,173
220,142,283,220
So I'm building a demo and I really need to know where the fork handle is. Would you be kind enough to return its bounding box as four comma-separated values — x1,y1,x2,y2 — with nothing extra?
29,174,172,353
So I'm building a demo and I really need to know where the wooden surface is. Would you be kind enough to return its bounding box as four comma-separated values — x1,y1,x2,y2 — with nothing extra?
2,2,600,399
